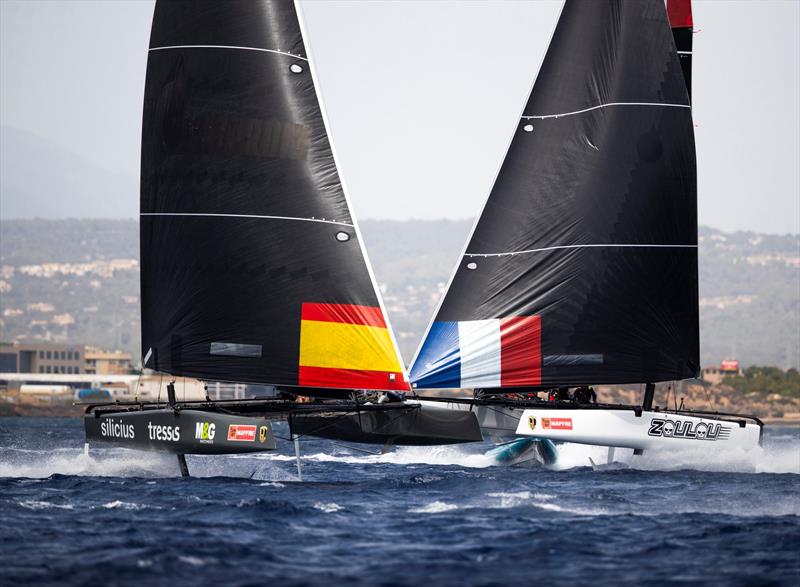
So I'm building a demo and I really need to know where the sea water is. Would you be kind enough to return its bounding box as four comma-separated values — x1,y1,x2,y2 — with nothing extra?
1,417,798,586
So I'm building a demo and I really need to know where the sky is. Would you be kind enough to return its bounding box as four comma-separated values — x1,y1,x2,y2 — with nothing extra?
1,0,798,234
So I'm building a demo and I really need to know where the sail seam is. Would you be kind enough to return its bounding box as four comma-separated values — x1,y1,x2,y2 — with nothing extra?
465,244,698,257
523,102,690,120
140,212,352,227
149,45,308,61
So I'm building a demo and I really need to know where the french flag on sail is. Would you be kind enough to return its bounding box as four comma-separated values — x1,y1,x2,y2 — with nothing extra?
410,316,541,389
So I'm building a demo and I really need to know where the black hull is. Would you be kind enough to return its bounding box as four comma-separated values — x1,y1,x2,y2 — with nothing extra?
289,406,482,446
85,408,277,454
84,399,482,453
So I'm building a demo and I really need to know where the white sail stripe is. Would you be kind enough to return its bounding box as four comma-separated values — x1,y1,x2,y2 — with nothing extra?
465,244,698,257
140,212,352,227
149,45,308,61
458,320,502,388
677,51,693,55
522,102,691,120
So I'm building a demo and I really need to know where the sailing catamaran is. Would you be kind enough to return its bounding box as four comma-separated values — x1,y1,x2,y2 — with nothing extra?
83,0,481,476
410,0,762,463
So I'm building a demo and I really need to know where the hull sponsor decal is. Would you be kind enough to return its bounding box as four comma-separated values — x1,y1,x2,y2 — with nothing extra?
542,417,573,431
148,422,181,442
227,424,256,442
648,418,730,441
100,418,135,440
259,425,269,443
195,422,216,444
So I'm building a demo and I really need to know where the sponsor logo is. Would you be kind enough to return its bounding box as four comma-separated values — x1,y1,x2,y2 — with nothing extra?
259,425,269,443
148,422,181,442
228,424,256,442
195,422,216,444
100,418,135,440
542,417,573,431
528,416,537,431
648,418,730,441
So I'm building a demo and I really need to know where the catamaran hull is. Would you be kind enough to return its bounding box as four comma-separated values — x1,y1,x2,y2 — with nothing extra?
417,400,523,437
84,400,482,454
85,408,277,454
514,408,761,451
289,404,483,446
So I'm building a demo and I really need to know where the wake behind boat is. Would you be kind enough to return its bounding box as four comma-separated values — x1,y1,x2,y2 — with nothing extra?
409,0,763,463
83,0,481,475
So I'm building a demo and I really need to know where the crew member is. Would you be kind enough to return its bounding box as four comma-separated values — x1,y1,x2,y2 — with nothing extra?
552,387,570,402
573,385,597,404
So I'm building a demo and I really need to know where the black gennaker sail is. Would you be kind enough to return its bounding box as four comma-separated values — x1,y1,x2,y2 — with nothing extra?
84,0,481,470
411,0,699,390
141,0,408,391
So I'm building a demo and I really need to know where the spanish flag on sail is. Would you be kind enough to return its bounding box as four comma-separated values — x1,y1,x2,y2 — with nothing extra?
298,303,408,391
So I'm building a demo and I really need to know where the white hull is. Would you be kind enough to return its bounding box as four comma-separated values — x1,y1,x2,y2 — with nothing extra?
514,408,761,451
417,399,762,452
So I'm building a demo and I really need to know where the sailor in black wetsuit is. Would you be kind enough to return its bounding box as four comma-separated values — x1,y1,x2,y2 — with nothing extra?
573,385,597,404
549,387,571,402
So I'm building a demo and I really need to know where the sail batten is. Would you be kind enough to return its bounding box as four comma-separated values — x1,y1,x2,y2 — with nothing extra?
466,243,698,258
149,45,309,61
523,101,690,120
411,0,698,389
140,0,406,391
140,212,353,227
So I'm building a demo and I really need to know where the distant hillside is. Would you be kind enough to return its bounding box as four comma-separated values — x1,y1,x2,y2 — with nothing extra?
0,127,137,219
1,219,798,370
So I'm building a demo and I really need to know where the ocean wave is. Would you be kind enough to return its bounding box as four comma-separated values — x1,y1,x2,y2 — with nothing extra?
100,500,158,511
550,439,800,475
313,502,343,513
17,499,74,511
0,448,178,479
486,491,556,508
178,556,207,567
530,501,609,516
408,501,460,514
251,446,495,469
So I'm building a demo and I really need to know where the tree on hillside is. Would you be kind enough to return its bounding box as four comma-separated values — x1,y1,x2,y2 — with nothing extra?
724,366,800,398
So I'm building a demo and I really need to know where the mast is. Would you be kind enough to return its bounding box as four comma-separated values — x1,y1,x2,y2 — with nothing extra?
139,0,406,392
410,0,698,390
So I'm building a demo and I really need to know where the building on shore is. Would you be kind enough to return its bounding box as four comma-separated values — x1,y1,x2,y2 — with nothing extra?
702,359,742,385
83,346,133,375
0,369,266,405
0,342,85,374
0,342,132,375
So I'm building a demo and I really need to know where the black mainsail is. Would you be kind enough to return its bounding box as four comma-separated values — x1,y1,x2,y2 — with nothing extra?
410,0,699,389
140,0,408,391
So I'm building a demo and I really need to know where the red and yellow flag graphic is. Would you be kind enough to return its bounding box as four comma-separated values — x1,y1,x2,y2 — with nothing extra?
298,303,408,390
